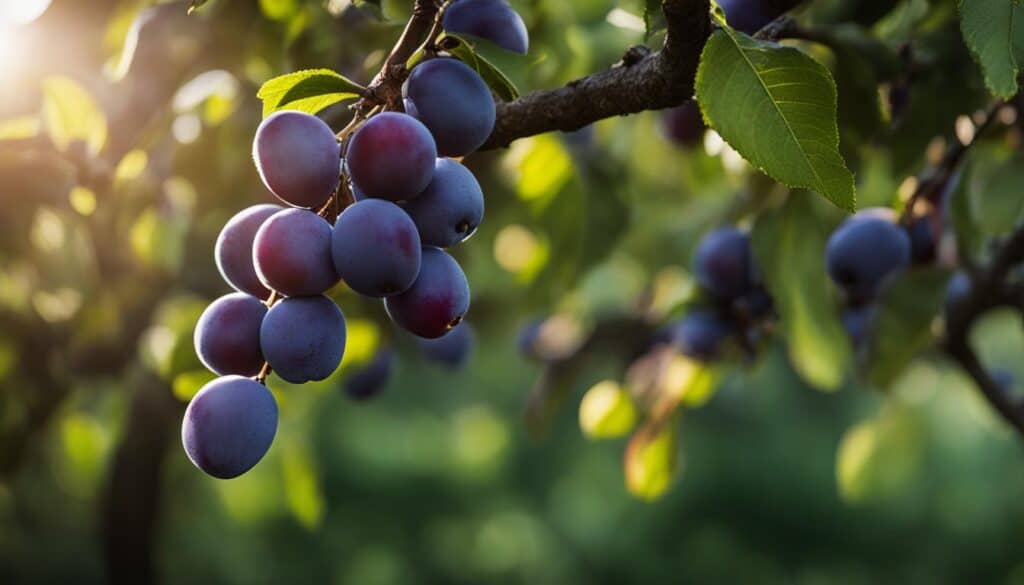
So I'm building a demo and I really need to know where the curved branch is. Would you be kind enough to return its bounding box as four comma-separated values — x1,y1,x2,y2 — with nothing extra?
482,0,711,149
943,226,1024,438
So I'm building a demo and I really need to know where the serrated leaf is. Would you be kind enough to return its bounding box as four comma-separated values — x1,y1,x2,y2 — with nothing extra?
442,34,520,101
696,29,856,211
41,76,108,155
752,193,852,391
868,269,951,388
958,0,1024,99
257,69,364,117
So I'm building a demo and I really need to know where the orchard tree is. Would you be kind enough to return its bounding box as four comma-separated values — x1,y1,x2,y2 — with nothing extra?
3,0,1024,581
185,0,1024,492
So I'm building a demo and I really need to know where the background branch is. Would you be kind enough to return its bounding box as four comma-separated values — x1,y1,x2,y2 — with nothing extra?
944,227,1024,438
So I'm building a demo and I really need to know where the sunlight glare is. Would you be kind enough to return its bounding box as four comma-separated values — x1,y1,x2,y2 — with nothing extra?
0,0,52,27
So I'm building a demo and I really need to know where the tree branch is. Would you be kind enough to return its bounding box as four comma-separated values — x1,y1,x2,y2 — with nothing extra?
482,0,711,149
361,0,442,111
944,226,1024,438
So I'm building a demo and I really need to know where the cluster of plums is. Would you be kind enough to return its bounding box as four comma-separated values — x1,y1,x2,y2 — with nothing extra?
667,227,775,361
825,207,939,347
182,0,529,479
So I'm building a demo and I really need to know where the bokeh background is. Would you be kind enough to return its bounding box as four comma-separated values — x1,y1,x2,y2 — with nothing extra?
2,0,1024,583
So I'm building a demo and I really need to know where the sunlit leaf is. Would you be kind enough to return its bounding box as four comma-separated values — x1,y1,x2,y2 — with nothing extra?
41,76,108,155
115,149,148,182
173,369,217,401
0,116,40,140
579,380,637,440
281,440,325,530
696,29,856,210
624,421,679,501
257,69,364,117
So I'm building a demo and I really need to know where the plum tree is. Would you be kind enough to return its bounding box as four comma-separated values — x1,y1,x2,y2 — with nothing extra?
385,247,470,338
253,209,339,297
419,322,475,368
442,0,529,55
331,199,422,297
694,227,757,301
181,376,278,479
252,111,341,208
347,112,437,201
403,58,496,157
194,293,267,377
826,210,911,302
345,348,394,400
660,102,706,149
401,158,485,248
215,204,283,298
670,309,734,361
260,296,347,383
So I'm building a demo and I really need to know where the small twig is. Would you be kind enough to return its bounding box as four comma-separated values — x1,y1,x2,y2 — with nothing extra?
901,101,1004,223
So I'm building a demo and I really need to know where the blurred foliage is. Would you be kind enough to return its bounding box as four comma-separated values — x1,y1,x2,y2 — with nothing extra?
1,0,1024,583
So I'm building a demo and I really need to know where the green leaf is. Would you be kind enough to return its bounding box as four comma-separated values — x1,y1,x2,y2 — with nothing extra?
868,269,951,388
752,193,852,391
41,76,108,155
259,0,300,21
256,69,364,117
579,380,637,440
958,0,1024,99
442,34,520,101
695,29,856,211
968,151,1024,234
625,421,679,501
836,408,924,504
643,0,667,39
873,0,930,42
281,440,325,530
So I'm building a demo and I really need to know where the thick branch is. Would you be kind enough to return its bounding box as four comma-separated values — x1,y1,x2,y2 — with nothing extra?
482,0,711,149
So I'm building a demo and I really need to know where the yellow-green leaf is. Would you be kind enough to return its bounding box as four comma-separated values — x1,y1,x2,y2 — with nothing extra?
42,76,108,155
579,380,637,439
257,69,365,118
